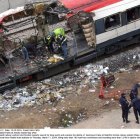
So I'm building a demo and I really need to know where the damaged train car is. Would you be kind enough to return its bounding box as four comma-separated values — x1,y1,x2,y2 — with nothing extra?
0,0,140,92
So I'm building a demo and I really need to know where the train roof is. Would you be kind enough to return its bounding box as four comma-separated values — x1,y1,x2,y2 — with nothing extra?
93,0,140,20
59,0,140,20
59,0,122,12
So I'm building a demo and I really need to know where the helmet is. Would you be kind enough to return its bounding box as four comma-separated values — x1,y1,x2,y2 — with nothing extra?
47,35,51,40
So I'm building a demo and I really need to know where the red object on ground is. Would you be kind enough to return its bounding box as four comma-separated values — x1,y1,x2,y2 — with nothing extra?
99,75,106,98
99,74,131,100
99,82,104,99
59,0,122,12
99,74,115,99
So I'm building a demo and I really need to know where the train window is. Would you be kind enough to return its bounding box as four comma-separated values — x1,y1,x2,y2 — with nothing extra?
105,14,121,30
127,7,140,22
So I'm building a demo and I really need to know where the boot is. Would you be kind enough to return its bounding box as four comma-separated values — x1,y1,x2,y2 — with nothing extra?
126,120,130,123
123,118,125,122
136,120,139,124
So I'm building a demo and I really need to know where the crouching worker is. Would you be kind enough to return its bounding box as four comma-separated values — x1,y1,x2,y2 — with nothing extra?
52,28,68,59
119,93,130,123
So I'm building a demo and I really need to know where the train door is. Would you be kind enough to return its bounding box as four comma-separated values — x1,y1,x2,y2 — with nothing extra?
67,11,96,54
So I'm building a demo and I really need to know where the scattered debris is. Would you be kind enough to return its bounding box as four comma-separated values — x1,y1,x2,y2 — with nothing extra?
89,89,96,93
52,108,87,128
0,46,139,111
132,64,140,70
103,101,110,106
48,54,64,63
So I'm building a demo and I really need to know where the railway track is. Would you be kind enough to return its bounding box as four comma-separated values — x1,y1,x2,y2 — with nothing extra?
0,40,139,94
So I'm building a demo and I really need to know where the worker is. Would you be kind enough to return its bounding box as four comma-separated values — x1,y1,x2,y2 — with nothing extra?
131,97,140,124
130,89,137,101
44,34,55,54
131,83,140,97
55,34,68,58
21,41,36,63
129,83,140,124
53,28,65,37
129,90,139,123
21,42,29,63
52,28,68,58
119,93,130,123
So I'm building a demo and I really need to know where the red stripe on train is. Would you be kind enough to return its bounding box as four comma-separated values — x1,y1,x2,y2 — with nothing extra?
59,0,122,12
84,0,122,12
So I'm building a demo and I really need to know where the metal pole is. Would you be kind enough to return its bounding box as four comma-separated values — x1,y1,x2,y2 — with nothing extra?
7,0,10,9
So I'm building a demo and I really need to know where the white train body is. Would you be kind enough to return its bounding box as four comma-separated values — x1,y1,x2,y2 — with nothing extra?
64,0,140,53
93,0,140,47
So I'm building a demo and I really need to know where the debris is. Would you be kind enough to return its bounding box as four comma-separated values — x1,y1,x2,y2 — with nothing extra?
104,101,110,106
0,44,139,112
3,91,13,99
133,55,136,59
77,89,81,95
119,68,127,72
48,55,64,63
0,95,3,101
58,109,87,127
110,86,114,89
132,64,140,70
89,89,96,93
0,115,4,118
52,108,57,112
121,125,125,129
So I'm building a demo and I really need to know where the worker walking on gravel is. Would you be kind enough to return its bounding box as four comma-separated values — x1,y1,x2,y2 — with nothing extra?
119,93,130,123
130,97,140,124
129,83,140,124
130,83,140,101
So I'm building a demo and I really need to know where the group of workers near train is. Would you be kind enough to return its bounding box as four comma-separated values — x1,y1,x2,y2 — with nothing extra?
1,18,140,125
119,83,140,124
0,20,68,65
21,27,68,63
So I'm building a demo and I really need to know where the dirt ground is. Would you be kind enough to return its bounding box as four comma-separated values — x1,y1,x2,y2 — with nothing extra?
71,108,140,129
0,69,139,129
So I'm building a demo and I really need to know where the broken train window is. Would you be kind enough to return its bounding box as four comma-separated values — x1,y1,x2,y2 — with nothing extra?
127,6,140,23
105,14,121,30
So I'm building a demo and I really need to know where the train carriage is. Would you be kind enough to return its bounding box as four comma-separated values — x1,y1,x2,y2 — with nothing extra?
0,0,140,92
60,0,140,57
